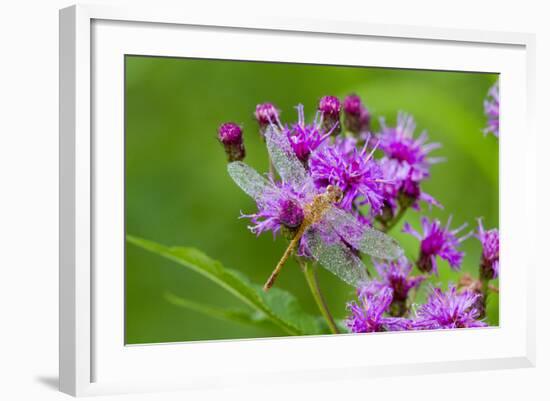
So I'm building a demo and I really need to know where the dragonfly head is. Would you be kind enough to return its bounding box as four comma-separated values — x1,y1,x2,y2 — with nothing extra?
325,185,343,203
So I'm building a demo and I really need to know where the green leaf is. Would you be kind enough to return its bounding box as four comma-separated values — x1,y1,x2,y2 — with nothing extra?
127,235,324,335
165,292,273,328
256,285,323,335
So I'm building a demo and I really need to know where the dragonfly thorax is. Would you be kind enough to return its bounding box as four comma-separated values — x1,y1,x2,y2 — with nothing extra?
303,185,343,226
325,185,343,203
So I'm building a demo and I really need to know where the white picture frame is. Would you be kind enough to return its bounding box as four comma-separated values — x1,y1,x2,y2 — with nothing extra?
59,3,536,397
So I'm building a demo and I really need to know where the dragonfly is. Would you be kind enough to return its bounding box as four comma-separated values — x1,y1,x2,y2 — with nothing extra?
227,126,403,292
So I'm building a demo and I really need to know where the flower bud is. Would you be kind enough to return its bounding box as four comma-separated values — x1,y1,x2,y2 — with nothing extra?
254,103,280,137
318,96,341,135
218,122,245,162
343,94,370,135
475,219,499,280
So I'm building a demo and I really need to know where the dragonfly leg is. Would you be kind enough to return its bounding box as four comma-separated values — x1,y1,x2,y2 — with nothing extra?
263,226,305,291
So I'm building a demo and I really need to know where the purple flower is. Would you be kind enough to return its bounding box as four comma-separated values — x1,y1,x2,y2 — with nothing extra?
483,82,499,138
318,95,341,135
373,256,424,306
475,218,499,279
346,286,402,333
343,94,371,135
414,286,487,329
403,216,471,274
378,113,440,176
242,179,306,237
281,105,334,163
218,122,245,162
309,138,385,213
377,113,441,209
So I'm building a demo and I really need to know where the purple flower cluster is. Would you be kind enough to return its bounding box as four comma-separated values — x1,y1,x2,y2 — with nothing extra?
339,85,499,331
220,89,499,335
239,95,399,231
483,82,499,138
347,283,487,333
247,98,444,230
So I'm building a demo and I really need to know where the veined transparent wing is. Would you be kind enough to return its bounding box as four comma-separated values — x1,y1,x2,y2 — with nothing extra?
324,206,403,260
304,225,368,287
227,161,273,201
264,125,310,191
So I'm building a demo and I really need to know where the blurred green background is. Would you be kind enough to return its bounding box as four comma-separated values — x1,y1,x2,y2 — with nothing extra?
125,56,499,344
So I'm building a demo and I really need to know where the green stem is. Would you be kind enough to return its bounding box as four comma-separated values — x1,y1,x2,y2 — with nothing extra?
301,261,340,334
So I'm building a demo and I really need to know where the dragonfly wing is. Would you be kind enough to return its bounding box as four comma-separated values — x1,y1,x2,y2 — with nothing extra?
324,206,403,260
264,125,310,191
227,161,273,201
355,226,403,260
304,225,368,288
